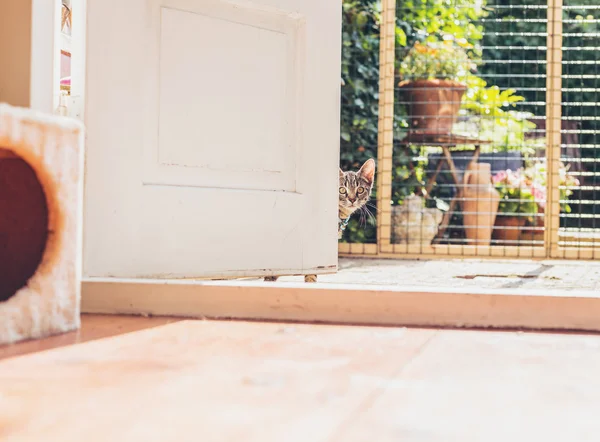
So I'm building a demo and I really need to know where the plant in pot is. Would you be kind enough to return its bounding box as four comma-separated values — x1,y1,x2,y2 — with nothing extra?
398,38,476,135
491,169,538,244
518,161,580,242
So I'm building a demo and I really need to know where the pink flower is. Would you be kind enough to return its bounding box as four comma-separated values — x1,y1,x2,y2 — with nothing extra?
506,170,523,188
531,184,546,209
492,170,508,184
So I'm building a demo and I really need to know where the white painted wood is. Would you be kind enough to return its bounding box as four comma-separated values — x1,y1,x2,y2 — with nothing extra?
81,278,600,332
30,0,62,113
84,0,341,278
147,2,300,192
69,0,87,120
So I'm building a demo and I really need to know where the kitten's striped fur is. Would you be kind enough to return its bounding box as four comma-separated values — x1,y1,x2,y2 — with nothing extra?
338,158,376,235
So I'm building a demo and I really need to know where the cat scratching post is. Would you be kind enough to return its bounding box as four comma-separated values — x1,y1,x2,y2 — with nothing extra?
0,104,84,344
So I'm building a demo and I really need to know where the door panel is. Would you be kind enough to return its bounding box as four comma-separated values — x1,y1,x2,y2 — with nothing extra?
151,2,298,192
83,0,341,278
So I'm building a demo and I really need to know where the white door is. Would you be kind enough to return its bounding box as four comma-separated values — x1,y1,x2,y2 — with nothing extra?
83,0,341,279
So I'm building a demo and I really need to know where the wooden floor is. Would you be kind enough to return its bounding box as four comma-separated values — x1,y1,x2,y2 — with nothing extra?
2,314,600,441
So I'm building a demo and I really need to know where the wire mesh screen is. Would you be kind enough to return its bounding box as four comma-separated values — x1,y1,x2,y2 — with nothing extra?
339,0,599,258
386,0,547,257
557,1,600,256
338,0,381,256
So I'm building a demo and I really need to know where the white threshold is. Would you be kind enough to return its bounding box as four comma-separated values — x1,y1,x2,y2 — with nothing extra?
82,278,600,332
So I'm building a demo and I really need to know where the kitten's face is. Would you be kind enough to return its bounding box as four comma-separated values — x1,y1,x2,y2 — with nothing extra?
339,159,375,216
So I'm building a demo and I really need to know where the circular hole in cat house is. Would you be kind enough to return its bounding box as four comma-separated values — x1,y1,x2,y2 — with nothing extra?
0,148,49,302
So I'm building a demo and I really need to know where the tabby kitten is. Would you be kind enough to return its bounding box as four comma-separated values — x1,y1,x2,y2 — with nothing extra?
337,158,376,238
265,158,376,283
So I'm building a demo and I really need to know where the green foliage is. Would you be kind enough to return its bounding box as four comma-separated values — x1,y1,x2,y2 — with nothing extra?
397,0,486,49
521,162,581,214
496,187,538,219
340,0,494,242
462,75,525,117
479,0,600,228
339,0,382,242
399,39,475,82
340,0,587,241
455,75,538,155
492,169,538,220
340,0,381,170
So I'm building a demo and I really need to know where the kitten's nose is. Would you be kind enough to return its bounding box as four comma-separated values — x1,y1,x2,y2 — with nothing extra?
348,197,356,203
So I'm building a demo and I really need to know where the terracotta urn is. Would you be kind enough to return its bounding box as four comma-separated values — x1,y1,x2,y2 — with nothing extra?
461,162,500,246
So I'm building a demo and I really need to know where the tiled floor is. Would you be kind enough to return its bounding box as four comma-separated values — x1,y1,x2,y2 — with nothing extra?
277,257,600,292
2,315,600,441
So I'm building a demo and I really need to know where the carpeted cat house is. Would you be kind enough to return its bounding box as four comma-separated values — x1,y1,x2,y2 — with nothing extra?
0,104,84,344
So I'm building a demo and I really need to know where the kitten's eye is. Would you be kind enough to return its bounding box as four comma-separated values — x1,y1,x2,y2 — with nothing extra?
357,187,365,194
339,187,347,195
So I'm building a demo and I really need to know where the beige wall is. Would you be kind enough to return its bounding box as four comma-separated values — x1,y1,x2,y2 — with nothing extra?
0,1,32,107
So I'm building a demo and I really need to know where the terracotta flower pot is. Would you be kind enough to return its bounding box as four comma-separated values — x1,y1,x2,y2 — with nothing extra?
398,79,467,134
462,162,500,246
493,215,527,245
519,207,545,244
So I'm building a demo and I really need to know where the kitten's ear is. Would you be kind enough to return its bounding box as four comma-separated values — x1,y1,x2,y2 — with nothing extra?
358,158,376,184
339,168,344,178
